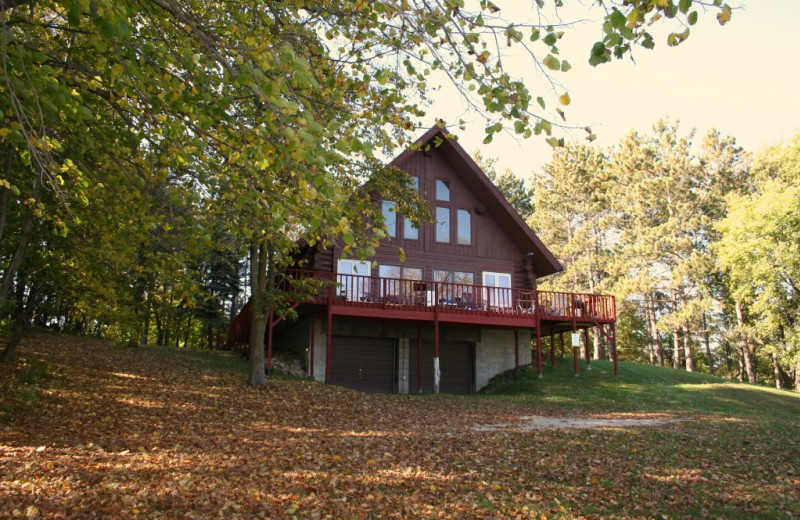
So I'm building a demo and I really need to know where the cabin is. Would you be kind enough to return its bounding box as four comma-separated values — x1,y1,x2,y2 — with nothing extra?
228,125,617,393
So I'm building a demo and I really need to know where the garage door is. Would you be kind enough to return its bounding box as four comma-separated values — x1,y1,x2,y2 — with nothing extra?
409,341,473,394
330,336,396,393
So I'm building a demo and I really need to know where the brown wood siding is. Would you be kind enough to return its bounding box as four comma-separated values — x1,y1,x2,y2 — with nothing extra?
311,142,541,289
409,340,474,394
375,148,530,288
329,336,396,393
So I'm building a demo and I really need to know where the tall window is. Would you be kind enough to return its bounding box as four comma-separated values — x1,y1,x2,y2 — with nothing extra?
435,207,450,243
436,180,450,201
401,177,420,240
382,200,397,237
404,218,419,240
457,209,471,245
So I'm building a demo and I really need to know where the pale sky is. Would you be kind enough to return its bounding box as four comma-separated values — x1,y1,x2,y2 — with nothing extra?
422,1,800,178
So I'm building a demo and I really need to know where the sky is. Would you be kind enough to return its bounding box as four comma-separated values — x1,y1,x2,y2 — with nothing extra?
422,0,800,179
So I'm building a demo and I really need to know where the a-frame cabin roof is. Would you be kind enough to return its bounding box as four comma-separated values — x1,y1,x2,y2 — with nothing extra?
391,124,563,278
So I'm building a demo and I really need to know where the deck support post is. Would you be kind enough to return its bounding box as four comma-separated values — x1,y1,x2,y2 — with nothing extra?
417,325,422,393
536,317,543,379
550,331,555,367
584,327,592,371
267,308,274,376
434,283,440,394
514,328,520,380
572,324,579,377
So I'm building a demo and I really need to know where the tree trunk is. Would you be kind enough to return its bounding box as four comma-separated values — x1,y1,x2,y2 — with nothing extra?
184,313,192,349
142,300,151,345
1,278,38,361
0,144,13,244
645,301,655,365
1,303,29,361
593,330,605,360
724,340,732,375
672,329,681,370
155,306,164,346
248,241,270,387
702,312,714,375
735,300,756,383
772,351,782,390
794,360,800,391
0,176,41,307
647,298,664,366
682,320,694,372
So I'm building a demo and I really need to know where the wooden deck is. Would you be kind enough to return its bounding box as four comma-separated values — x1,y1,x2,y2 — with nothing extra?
228,269,619,380
279,269,615,326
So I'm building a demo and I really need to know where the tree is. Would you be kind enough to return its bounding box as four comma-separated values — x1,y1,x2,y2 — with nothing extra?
529,143,613,359
1,0,736,376
715,136,800,389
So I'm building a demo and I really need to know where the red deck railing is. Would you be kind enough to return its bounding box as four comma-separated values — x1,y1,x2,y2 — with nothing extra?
227,269,615,348
278,269,615,320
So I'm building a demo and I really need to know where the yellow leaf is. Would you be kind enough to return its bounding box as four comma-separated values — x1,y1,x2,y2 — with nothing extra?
717,3,732,25
559,93,570,106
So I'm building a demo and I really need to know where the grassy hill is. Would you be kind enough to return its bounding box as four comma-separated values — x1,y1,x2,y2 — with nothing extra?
483,357,800,422
1,334,799,519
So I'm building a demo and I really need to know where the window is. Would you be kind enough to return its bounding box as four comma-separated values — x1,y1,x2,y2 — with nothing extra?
403,218,419,240
434,269,474,285
379,265,423,281
457,209,471,245
483,272,512,309
434,269,475,305
382,200,397,237
379,265,423,301
337,259,371,301
435,207,450,243
436,180,450,201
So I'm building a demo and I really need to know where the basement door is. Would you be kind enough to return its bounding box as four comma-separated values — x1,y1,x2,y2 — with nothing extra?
329,336,397,394
409,341,474,394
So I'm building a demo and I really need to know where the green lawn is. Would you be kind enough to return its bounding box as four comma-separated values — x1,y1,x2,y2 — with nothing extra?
483,356,800,420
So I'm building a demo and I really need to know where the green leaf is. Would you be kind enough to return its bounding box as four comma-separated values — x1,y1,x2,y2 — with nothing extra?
688,11,698,25
543,54,561,70
588,42,611,66
679,0,692,14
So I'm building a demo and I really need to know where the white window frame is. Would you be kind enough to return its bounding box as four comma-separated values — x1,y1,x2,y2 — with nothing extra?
483,271,512,309
337,259,371,301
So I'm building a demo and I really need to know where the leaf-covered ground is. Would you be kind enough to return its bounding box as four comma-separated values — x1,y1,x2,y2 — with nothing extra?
2,335,799,519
